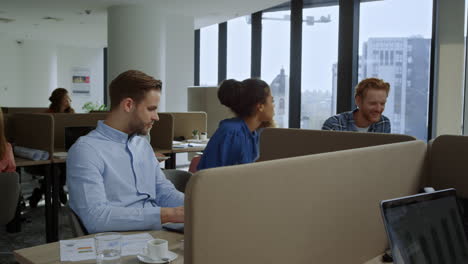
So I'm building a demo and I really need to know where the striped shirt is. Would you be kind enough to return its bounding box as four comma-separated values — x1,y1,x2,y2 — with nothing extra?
322,108,391,133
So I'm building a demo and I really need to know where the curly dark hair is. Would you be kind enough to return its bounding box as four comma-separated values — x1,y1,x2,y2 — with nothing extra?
217,78,270,118
48,88,74,113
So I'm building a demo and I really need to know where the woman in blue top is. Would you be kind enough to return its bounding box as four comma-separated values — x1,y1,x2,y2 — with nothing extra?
197,78,275,170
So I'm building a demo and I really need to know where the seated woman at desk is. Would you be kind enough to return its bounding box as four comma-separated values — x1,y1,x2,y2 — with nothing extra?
0,109,16,172
197,78,275,170
29,88,74,207
46,88,75,113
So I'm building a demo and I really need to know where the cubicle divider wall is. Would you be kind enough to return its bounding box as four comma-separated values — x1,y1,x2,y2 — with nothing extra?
187,86,233,137
185,141,427,264
149,112,207,169
2,107,48,114
150,113,174,150
7,113,54,156
185,131,468,263
258,128,416,162
51,113,108,151
169,112,207,140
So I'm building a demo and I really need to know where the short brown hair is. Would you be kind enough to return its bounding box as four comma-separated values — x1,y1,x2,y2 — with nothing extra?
355,78,390,99
109,70,162,109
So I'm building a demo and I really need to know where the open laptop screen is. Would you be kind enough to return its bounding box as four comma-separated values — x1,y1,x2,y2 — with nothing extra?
381,189,468,264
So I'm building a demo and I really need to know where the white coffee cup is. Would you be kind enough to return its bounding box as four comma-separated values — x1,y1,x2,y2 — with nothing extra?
200,132,207,141
143,238,169,260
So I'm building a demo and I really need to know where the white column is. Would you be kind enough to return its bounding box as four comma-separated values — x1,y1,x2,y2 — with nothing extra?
107,5,164,108
435,0,465,136
107,5,194,112
163,14,195,112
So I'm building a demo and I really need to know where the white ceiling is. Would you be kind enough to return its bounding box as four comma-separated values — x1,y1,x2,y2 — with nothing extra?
0,0,285,48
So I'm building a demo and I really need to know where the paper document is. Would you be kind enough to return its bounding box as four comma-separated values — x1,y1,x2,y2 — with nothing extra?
60,233,153,262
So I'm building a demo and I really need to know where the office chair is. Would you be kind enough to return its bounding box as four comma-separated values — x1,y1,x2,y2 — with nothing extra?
162,169,192,193
0,172,20,226
66,205,89,237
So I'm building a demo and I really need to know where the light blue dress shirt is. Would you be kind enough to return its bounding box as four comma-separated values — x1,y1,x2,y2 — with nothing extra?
67,121,184,233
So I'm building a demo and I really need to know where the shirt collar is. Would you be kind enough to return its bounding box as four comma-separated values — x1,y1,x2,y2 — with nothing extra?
96,120,135,144
237,118,258,138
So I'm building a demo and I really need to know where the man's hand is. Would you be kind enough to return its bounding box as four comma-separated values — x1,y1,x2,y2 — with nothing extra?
161,206,184,223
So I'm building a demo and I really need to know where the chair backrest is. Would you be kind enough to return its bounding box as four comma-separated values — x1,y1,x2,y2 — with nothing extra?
0,172,20,225
67,205,89,237
189,155,201,173
163,169,192,193
428,135,468,198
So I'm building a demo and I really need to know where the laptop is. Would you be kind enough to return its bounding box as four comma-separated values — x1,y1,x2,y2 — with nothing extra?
64,126,95,151
162,223,184,234
380,189,468,264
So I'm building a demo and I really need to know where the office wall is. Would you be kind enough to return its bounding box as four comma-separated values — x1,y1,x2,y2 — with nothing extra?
0,36,23,107
0,38,57,108
57,46,104,113
20,40,58,108
0,35,103,111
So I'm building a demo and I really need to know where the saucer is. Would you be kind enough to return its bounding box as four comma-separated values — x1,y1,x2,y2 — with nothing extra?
137,251,178,263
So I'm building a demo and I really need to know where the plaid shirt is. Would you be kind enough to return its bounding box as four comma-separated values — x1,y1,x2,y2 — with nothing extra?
322,108,391,133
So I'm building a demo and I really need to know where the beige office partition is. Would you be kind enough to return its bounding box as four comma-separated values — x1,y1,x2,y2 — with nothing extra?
52,113,107,150
150,113,174,150
185,141,427,264
2,107,48,114
428,135,468,198
187,86,233,137
7,113,54,155
258,128,416,161
167,112,207,140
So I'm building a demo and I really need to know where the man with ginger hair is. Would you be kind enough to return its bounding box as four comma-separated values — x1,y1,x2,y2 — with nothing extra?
67,70,184,233
322,77,391,133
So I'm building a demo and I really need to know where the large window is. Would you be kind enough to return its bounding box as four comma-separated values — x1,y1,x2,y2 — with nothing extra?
301,2,339,129
227,16,251,80
359,0,433,140
261,8,291,128
200,24,218,86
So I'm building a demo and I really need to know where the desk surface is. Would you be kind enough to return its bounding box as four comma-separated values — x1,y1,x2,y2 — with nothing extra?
14,230,184,264
15,157,51,167
156,146,205,154
14,229,390,264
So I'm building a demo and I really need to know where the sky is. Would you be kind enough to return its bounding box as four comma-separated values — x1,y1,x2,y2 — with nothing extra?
200,0,434,92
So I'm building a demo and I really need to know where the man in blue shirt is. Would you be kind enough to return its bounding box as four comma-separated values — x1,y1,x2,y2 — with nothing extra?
67,70,184,233
322,78,391,133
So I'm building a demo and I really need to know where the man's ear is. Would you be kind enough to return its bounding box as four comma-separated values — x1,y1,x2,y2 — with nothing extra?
121,98,134,113
355,95,362,108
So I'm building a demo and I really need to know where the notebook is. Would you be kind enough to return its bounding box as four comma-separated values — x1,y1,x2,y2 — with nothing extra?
380,188,468,263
